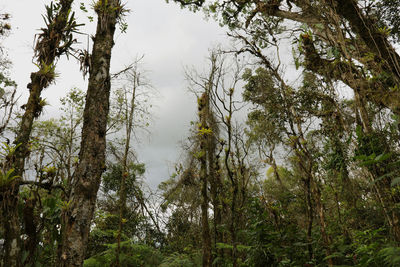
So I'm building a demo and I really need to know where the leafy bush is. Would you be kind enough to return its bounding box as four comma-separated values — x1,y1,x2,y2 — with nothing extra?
378,246,400,266
159,251,202,267
350,228,400,267
84,242,163,267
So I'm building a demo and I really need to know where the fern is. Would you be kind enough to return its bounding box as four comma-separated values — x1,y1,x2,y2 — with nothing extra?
378,247,400,266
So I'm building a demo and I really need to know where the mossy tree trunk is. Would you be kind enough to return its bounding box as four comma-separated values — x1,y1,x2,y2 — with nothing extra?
58,1,121,266
198,92,213,267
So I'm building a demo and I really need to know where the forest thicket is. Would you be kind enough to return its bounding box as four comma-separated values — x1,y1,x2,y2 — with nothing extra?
1,0,400,266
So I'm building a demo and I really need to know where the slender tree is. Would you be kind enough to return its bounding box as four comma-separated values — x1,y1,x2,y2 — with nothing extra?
197,92,213,267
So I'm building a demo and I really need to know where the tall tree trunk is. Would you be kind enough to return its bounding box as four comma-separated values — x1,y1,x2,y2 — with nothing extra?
58,1,121,265
304,177,314,261
209,145,223,263
210,170,223,262
198,92,212,267
311,178,333,266
230,184,238,267
1,1,74,265
205,72,223,263
293,116,333,265
223,89,238,267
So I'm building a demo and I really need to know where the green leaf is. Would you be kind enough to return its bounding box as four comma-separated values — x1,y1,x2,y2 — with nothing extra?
375,153,392,162
323,252,344,260
21,250,29,264
80,2,88,12
367,172,395,188
391,177,400,187
216,242,233,250
237,245,251,252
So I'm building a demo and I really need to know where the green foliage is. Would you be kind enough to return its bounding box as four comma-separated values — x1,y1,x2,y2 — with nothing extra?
376,0,400,41
0,71,16,92
37,0,83,63
162,209,202,253
34,191,64,264
0,13,17,98
215,242,233,250
167,0,205,12
241,197,309,266
0,142,21,158
102,162,145,194
93,0,129,33
378,246,400,266
159,251,201,267
351,228,390,267
87,208,148,258
0,143,21,187
36,61,56,76
197,127,212,135
60,87,85,113
354,126,389,162
84,242,163,267
0,168,18,187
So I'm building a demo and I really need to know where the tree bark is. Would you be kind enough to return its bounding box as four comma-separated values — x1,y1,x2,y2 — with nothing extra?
58,1,120,266
304,177,314,261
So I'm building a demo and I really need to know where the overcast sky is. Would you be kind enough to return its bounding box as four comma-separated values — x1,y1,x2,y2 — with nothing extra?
1,0,230,188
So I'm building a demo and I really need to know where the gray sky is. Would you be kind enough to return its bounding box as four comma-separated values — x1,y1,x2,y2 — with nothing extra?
2,0,229,188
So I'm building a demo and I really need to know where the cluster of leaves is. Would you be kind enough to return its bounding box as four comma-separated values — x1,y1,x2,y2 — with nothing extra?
84,242,163,267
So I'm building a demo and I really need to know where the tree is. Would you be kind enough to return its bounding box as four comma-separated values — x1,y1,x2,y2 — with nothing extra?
15,88,86,265
58,0,127,265
194,0,400,111
1,1,79,265
177,51,255,266
197,91,213,267
107,59,157,266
